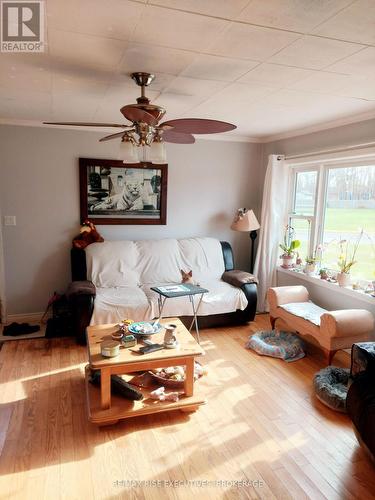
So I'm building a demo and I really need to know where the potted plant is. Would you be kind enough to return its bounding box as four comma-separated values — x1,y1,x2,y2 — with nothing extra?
304,256,317,275
336,231,363,287
279,225,300,269
304,244,324,275
319,268,329,280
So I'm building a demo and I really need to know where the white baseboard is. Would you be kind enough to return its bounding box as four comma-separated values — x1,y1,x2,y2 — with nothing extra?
5,312,44,324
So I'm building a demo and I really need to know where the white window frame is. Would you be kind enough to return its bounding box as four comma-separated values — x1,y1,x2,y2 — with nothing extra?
286,149,375,274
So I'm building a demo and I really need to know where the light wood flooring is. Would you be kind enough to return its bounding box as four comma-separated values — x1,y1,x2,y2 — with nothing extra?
0,314,374,500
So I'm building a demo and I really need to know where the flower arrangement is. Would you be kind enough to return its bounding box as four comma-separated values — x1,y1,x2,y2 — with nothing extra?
279,225,300,257
305,244,324,265
337,230,363,274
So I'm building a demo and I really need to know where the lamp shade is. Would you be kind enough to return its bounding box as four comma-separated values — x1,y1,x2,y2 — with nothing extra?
149,139,166,164
119,136,139,163
231,209,260,232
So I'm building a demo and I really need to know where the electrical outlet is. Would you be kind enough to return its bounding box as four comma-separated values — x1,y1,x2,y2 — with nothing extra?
4,216,16,226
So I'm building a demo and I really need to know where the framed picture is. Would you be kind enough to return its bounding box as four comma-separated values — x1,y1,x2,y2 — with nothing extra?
79,158,167,225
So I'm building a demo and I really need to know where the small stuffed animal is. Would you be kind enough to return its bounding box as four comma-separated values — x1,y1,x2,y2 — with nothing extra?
72,220,104,249
180,270,199,286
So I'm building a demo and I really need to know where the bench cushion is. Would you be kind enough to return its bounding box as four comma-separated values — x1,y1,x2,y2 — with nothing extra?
279,301,327,326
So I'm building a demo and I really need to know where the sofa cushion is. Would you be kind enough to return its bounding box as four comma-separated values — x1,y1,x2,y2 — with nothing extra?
136,239,183,285
90,286,152,325
85,241,139,287
178,237,225,283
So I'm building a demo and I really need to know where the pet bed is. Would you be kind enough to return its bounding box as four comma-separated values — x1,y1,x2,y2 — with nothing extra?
246,330,305,362
313,366,350,413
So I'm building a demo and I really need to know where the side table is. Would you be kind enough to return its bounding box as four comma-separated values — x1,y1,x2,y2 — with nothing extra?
150,284,209,343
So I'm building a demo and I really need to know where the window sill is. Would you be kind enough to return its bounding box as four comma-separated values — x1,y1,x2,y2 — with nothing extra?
277,267,375,306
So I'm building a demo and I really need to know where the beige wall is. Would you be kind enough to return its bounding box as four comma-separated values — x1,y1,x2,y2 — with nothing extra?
263,117,375,158
0,125,263,315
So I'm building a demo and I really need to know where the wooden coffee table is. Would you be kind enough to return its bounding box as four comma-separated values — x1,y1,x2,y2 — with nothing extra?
85,318,206,425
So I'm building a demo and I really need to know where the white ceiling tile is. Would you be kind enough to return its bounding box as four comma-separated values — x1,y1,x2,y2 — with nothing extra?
207,23,300,60
313,0,375,46
52,93,101,121
190,82,276,116
237,0,353,32
112,72,175,92
0,57,52,92
0,88,52,120
154,93,206,120
51,72,110,95
288,71,375,101
132,5,228,51
181,54,259,81
338,76,375,101
151,0,250,19
238,63,313,87
47,0,145,40
289,71,356,93
269,35,365,70
120,44,196,76
327,47,375,76
164,76,227,97
48,29,127,72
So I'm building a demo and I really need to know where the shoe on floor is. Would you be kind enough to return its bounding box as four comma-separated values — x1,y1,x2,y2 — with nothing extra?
3,322,40,336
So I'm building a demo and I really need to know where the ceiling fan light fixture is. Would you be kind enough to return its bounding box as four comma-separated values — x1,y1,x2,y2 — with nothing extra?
149,137,167,164
119,134,139,164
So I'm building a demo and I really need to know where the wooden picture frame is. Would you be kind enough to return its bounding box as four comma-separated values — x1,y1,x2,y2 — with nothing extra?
79,158,167,225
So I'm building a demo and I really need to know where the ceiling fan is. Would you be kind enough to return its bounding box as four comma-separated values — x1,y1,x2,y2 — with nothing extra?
44,72,236,163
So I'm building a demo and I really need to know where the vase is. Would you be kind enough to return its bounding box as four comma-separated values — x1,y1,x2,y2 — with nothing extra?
281,255,294,269
304,263,316,275
337,272,351,287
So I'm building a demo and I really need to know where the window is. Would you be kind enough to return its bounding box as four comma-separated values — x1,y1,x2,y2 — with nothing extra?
287,157,375,281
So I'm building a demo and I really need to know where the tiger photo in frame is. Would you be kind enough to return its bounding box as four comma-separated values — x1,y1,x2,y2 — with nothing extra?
79,158,167,225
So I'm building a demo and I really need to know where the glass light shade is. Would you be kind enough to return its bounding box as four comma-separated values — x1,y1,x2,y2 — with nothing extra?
119,138,139,163
231,209,260,232
149,140,167,164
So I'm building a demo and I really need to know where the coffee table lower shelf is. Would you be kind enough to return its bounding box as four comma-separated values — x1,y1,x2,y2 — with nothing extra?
84,366,206,425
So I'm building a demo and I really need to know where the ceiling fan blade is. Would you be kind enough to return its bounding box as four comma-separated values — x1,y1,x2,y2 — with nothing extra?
163,130,195,144
43,121,130,128
159,118,236,134
99,131,133,142
120,105,158,126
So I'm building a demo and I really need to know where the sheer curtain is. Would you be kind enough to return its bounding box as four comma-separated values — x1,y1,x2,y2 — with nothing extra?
254,154,289,312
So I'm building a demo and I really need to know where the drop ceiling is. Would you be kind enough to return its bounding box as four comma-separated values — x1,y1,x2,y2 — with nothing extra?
1,0,375,141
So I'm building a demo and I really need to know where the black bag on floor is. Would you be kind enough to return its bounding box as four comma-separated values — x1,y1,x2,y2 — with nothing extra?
45,293,74,338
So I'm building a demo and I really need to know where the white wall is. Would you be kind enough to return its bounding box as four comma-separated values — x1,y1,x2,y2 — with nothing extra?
0,125,263,315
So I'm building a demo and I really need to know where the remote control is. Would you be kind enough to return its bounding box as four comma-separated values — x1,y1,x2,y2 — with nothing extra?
139,343,164,354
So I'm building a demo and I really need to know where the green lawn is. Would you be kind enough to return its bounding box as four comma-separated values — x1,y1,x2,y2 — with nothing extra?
324,208,375,233
292,208,375,280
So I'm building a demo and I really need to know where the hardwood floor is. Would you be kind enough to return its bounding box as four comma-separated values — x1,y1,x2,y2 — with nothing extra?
0,314,374,500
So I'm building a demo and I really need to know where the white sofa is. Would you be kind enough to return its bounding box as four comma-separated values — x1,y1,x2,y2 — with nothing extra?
69,237,258,342
86,237,248,324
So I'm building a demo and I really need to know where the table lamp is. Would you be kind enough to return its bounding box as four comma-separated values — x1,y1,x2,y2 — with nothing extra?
231,208,260,273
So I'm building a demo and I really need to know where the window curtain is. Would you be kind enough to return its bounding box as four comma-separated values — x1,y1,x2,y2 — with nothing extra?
254,154,288,312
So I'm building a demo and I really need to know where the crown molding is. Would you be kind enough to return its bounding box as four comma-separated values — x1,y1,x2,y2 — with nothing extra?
261,109,375,143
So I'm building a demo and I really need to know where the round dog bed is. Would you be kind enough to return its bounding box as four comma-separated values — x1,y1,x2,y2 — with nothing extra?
246,330,305,362
313,366,350,413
